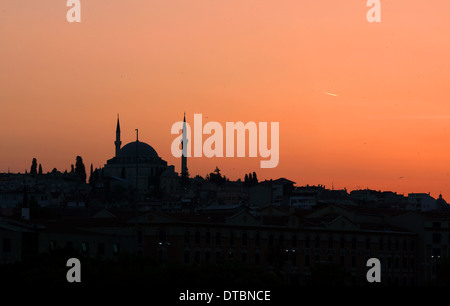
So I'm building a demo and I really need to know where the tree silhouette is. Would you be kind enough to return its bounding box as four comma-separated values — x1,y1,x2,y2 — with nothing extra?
252,172,258,184
75,156,87,182
213,166,221,175
30,158,37,176
89,164,94,184
38,164,43,175
244,172,258,187
208,167,226,185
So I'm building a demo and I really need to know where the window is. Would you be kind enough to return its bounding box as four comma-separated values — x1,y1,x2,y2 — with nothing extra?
351,256,356,267
340,237,345,249
138,230,143,244
433,222,441,229
195,231,200,244
158,250,164,265
279,234,284,246
291,254,297,266
255,233,260,247
255,253,260,265
241,252,247,263
184,231,190,244
215,251,221,264
305,255,310,266
292,235,297,248
184,251,190,264
351,237,356,249
432,248,441,257
205,251,211,263
305,236,310,248
159,230,166,243
269,234,274,247
205,232,211,245
98,243,105,256
3,238,11,253
328,236,333,248
315,236,320,248
242,232,247,246
215,232,222,245
432,233,442,244
194,251,201,263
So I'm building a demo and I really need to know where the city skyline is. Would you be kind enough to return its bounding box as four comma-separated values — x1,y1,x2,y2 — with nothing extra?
2,112,449,202
2,0,450,200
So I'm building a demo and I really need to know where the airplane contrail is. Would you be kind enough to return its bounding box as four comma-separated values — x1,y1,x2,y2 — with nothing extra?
323,92,338,97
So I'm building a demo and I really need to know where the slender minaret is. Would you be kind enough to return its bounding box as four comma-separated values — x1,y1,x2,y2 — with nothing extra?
115,114,122,157
181,112,188,178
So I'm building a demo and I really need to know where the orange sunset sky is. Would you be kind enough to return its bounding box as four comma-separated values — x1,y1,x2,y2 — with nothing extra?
2,0,450,200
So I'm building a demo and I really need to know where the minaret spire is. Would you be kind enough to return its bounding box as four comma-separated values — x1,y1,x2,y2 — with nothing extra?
115,114,122,157
181,112,188,180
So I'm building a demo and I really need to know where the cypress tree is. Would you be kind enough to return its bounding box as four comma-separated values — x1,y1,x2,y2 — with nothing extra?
30,158,37,176
75,156,87,182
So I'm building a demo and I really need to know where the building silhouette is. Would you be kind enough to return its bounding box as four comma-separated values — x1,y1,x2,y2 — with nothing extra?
103,116,178,194
181,112,188,180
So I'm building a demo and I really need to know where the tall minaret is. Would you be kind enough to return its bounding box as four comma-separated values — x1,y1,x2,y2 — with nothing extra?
181,112,188,178
115,114,122,157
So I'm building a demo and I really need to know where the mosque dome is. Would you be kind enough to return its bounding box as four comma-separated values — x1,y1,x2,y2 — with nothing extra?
118,141,159,159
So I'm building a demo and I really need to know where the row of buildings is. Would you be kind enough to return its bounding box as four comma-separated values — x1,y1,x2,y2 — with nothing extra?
1,203,449,285
1,171,448,214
